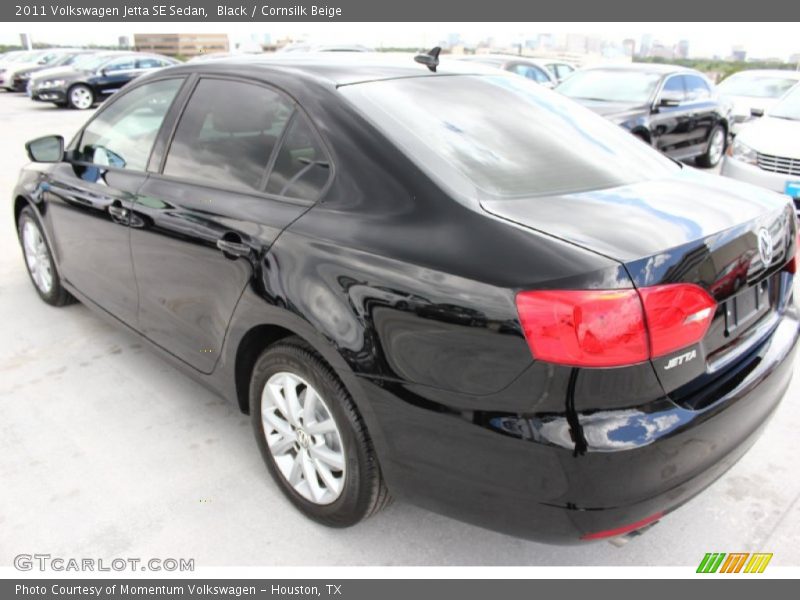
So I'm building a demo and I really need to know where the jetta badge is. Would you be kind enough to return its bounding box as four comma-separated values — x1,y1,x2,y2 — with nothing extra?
664,349,697,370
757,228,773,266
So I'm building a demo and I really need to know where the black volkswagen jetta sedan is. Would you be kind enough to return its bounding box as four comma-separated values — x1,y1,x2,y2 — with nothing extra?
13,54,798,543
557,63,732,168
29,51,177,109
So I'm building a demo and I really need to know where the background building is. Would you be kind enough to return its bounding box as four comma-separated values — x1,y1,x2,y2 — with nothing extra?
133,33,229,58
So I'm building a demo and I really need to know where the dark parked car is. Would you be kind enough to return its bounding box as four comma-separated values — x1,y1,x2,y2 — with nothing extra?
13,55,798,543
29,51,177,109
11,49,95,92
557,63,732,167
456,54,556,87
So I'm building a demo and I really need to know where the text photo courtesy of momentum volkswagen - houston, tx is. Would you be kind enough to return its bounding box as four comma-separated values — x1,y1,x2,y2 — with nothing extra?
1,0,799,593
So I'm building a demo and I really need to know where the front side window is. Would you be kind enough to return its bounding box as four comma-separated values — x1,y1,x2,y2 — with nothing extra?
266,114,330,201
659,75,686,103
77,78,183,171
510,64,550,84
341,74,677,199
163,79,294,191
684,75,711,101
103,57,136,73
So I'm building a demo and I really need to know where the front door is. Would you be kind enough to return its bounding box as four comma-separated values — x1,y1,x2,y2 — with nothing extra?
42,77,185,322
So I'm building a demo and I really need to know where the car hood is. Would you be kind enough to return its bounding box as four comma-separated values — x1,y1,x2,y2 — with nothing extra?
721,94,780,117
481,167,787,262
737,116,800,158
567,98,647,120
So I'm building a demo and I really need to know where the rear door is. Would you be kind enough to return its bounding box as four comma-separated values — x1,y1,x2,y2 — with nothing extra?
682,74,717,150
41,77,184,323
131,76,332,373
650,74,693,155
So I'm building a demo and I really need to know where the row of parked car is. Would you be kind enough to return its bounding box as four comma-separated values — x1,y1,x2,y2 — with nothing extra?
0,48,177,109
465,54,800,211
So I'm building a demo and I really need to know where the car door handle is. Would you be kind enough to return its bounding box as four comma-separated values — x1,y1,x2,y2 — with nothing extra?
216,238,251,257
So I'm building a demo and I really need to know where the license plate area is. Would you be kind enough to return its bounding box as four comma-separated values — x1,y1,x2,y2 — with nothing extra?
724,279,771,336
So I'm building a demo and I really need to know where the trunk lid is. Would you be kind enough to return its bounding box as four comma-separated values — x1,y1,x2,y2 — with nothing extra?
482,170,797,404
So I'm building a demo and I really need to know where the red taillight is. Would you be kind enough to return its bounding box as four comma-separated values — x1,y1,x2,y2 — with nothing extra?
516,289,649,367
516,284,716,368
580,511,664,541
638,284,716,358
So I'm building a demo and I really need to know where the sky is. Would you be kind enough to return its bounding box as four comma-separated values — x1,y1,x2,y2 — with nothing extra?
1,22,799,60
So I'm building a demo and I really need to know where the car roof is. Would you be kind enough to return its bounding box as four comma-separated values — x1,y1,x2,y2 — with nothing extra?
159,52,509,87
580,62,697,76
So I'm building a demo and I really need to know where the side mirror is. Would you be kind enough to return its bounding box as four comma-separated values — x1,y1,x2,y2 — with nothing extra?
25,135,64,163
750,107,765,118
659,97,681,108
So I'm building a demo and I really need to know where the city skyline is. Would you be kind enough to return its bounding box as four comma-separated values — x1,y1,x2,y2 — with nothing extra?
1,23,799,62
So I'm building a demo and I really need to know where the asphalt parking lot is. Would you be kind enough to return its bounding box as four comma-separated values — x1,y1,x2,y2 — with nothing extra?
0,90,798,567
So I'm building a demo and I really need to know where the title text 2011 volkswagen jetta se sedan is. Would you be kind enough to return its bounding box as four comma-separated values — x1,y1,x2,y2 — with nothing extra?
13,54,799,543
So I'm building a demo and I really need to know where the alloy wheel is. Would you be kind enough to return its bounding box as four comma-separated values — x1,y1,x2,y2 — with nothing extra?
70,86,93,110
22,220,53,294
261,371,346,505
708,129,725,165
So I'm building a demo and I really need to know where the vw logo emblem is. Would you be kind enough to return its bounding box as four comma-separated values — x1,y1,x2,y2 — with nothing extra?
757,228,773,266
296,429,311,449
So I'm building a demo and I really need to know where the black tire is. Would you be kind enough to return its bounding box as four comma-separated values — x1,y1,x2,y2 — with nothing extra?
695,124,726,168
249,337,391,527
17,206,75,306
66,84,94,110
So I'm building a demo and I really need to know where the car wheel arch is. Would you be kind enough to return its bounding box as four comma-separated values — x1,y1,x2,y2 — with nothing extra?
231,318,358,415
631,128,652,144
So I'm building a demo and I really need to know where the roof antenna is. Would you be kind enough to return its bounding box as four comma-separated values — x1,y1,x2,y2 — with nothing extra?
414,46,441,72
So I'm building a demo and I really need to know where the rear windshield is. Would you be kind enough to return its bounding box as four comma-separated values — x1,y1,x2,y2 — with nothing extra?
340,75,677,199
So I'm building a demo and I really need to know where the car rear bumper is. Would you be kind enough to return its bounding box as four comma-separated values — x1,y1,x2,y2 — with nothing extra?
357,302,799,543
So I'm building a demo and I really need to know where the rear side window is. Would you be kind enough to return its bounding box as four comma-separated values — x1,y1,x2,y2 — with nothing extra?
341,75,678,199
266,114,330,201
163,78,294,191
510,64,550,84
77,78,183,171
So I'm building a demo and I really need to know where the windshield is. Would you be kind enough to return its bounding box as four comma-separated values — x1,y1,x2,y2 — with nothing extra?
770,85,800,120
557,69,662,104
717,73,799,98
340,74,678,199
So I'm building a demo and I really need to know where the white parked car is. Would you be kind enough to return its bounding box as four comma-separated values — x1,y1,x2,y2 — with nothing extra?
0,49,64,90
721,83,800,215
716,69,800,134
